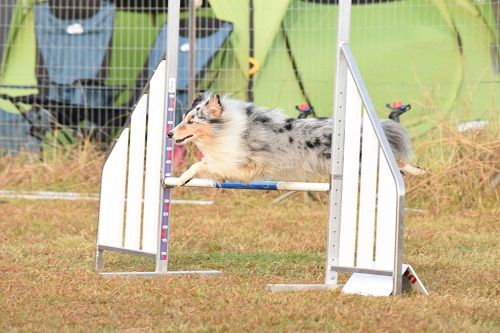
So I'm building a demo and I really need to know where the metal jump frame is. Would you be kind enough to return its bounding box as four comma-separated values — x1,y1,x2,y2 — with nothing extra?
95,0,408,296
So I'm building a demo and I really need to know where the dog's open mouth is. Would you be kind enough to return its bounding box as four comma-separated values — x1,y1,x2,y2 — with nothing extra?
175,135,193,144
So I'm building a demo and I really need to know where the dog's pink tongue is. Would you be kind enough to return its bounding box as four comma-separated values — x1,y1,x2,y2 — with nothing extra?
173,145,186,169
173,145,204,169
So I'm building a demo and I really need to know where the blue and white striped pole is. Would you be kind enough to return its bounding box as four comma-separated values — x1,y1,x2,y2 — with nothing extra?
164,177,330,192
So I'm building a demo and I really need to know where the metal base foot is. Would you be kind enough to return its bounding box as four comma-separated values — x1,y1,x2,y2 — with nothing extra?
95,249,104,270
100,270,222,278
267,284,340,292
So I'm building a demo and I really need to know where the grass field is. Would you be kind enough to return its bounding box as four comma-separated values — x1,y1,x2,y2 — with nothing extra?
0,127,498,332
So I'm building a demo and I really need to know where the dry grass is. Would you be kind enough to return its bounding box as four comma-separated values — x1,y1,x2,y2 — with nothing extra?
0,141,103,193
406,123,499,212
0,125,499,332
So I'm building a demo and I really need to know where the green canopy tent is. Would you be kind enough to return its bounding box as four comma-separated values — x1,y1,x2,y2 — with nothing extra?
205,0,499,133
0,0,498,153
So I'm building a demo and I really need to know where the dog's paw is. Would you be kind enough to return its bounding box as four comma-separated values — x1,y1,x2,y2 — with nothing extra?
177,176,193,187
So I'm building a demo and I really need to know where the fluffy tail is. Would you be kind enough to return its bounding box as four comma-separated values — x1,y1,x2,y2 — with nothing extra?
381,120,411,161
381,120,425,176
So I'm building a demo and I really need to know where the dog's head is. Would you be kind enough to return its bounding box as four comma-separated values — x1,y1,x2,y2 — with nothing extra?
167,93,223,145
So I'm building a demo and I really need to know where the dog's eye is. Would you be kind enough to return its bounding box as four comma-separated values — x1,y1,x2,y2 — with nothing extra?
186,119,193,125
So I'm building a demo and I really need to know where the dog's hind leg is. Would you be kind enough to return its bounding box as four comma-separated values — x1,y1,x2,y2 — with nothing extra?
234,163,261,183
397,160,426,176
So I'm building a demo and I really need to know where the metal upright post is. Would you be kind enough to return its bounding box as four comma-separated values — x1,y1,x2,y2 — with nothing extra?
325,0,352,286
156,0,181,273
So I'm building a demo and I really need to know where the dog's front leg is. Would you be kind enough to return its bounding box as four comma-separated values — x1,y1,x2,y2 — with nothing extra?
177,161,207,186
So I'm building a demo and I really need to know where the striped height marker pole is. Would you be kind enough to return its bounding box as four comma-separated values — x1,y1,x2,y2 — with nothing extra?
154,0,181,274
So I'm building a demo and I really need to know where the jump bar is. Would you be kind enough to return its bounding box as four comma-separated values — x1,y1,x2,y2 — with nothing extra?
163,177,330,192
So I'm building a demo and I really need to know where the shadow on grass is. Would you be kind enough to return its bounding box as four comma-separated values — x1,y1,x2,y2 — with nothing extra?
100,250,324,279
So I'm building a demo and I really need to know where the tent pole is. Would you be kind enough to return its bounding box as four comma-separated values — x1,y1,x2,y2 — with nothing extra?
188,0,197,103
247,0,255,101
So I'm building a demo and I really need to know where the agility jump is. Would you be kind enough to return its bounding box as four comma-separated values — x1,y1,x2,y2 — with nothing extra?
96,0,427,297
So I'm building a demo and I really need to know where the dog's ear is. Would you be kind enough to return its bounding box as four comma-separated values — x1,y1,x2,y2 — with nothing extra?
205,94,222,118
191,92,204,108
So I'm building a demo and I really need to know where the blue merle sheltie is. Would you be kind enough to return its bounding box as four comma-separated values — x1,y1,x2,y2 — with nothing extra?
168,92,424,186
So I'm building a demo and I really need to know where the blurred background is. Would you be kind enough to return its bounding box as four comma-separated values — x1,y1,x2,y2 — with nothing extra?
0,0,498,155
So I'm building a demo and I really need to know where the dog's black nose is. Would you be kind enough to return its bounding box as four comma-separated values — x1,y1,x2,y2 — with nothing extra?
167,132,173,139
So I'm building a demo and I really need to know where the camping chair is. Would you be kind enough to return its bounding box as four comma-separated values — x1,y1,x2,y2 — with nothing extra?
0,0,41,153
135,13,233,168
2,0,128,147
144,15,233,124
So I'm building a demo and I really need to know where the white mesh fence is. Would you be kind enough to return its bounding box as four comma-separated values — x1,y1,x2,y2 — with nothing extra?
0,0,498,154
